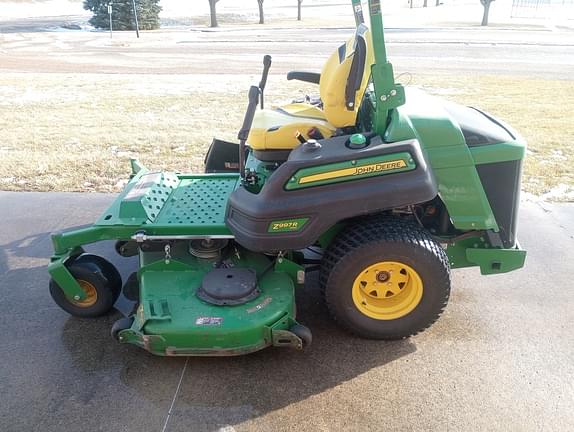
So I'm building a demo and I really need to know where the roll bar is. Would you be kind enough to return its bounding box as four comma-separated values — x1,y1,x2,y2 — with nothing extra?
352,0,406,134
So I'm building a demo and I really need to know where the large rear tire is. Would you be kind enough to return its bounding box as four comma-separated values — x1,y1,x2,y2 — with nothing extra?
320,216,451,340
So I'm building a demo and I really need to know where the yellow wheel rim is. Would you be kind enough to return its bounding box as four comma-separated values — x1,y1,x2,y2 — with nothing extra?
352,261,423,320
71,280,98,308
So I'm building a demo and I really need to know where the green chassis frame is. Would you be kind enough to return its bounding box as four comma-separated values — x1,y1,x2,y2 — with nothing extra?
48,0,526,354
49,157,525,304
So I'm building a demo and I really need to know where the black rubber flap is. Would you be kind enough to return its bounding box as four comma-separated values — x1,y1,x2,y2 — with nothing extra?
197,268,259,306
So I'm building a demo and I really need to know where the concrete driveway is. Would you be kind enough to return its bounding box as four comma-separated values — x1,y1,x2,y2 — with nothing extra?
0,191,572,432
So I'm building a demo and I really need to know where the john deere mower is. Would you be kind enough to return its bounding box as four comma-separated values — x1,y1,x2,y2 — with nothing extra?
48,0,526,356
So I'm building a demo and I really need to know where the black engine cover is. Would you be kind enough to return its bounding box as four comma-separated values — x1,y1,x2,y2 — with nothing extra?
226,134,438,252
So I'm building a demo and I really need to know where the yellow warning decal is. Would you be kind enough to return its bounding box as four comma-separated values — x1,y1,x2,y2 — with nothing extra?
298,159,407,184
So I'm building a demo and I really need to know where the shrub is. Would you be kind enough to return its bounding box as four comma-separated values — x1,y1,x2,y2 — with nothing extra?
83,0,162,31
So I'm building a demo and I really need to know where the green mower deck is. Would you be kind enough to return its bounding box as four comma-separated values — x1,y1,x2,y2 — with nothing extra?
123,244,298,356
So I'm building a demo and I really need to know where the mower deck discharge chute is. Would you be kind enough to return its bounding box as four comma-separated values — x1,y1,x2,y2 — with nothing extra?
48,0,526,356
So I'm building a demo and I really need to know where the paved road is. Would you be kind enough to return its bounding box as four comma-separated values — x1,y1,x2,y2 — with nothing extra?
1,24,573,78
0,191,573,431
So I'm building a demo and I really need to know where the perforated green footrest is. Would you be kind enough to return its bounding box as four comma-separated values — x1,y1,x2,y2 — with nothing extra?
95,170,240,232
119,172,179,221
156,177,237,226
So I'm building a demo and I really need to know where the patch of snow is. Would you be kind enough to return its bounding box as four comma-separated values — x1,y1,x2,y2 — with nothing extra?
520,191,540,202
110,146,132,158
550,149,567,161
540,184,574,202
115,179,128,189
172,145,186,153
47,23,94,33
217,426,237,432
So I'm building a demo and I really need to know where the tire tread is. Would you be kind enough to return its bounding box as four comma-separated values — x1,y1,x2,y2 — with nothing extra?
320,215,451,339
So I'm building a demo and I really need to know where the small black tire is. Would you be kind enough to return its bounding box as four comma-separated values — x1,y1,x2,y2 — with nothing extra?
290,324,312,347
73,254,122,299
49,257,120,318
122,272,140,302
111,316,134,341
320,216,451,340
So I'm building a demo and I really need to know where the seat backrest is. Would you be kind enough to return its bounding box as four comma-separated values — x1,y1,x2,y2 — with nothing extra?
319,24,374,128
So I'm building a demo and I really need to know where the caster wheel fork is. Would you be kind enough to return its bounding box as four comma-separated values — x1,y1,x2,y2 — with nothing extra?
290,324,312,348
111,316,135,342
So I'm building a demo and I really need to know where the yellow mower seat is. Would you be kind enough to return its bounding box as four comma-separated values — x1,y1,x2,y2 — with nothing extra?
248,24,374,151
247,103,336,151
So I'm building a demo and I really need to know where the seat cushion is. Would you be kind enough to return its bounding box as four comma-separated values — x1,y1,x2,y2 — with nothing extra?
248,103,336,151
319,26,374,128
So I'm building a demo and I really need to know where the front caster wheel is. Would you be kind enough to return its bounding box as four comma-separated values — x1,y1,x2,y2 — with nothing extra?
74,254,122,298
49,255,121,318
290,324,312,347
111,316,134,341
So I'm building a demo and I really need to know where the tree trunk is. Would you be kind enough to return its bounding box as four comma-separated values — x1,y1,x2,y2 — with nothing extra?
258,0,264,24
209,0,218,28
436,0,440,5
423,0,428,7
297,0,302,21
481,0,492,26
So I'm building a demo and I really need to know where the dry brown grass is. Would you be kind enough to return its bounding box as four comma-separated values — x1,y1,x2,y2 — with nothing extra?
0,72,572,197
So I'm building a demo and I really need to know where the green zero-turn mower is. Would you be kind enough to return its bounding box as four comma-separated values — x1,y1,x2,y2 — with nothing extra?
48,0,527,356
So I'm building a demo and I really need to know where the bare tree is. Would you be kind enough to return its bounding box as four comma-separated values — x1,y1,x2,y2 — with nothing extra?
257,0,264,24
480,0,495,26
208,0,219,27
297,0,303,21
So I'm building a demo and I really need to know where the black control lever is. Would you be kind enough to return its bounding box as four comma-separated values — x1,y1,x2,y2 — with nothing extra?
237,85,260,179
258,55,272,109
